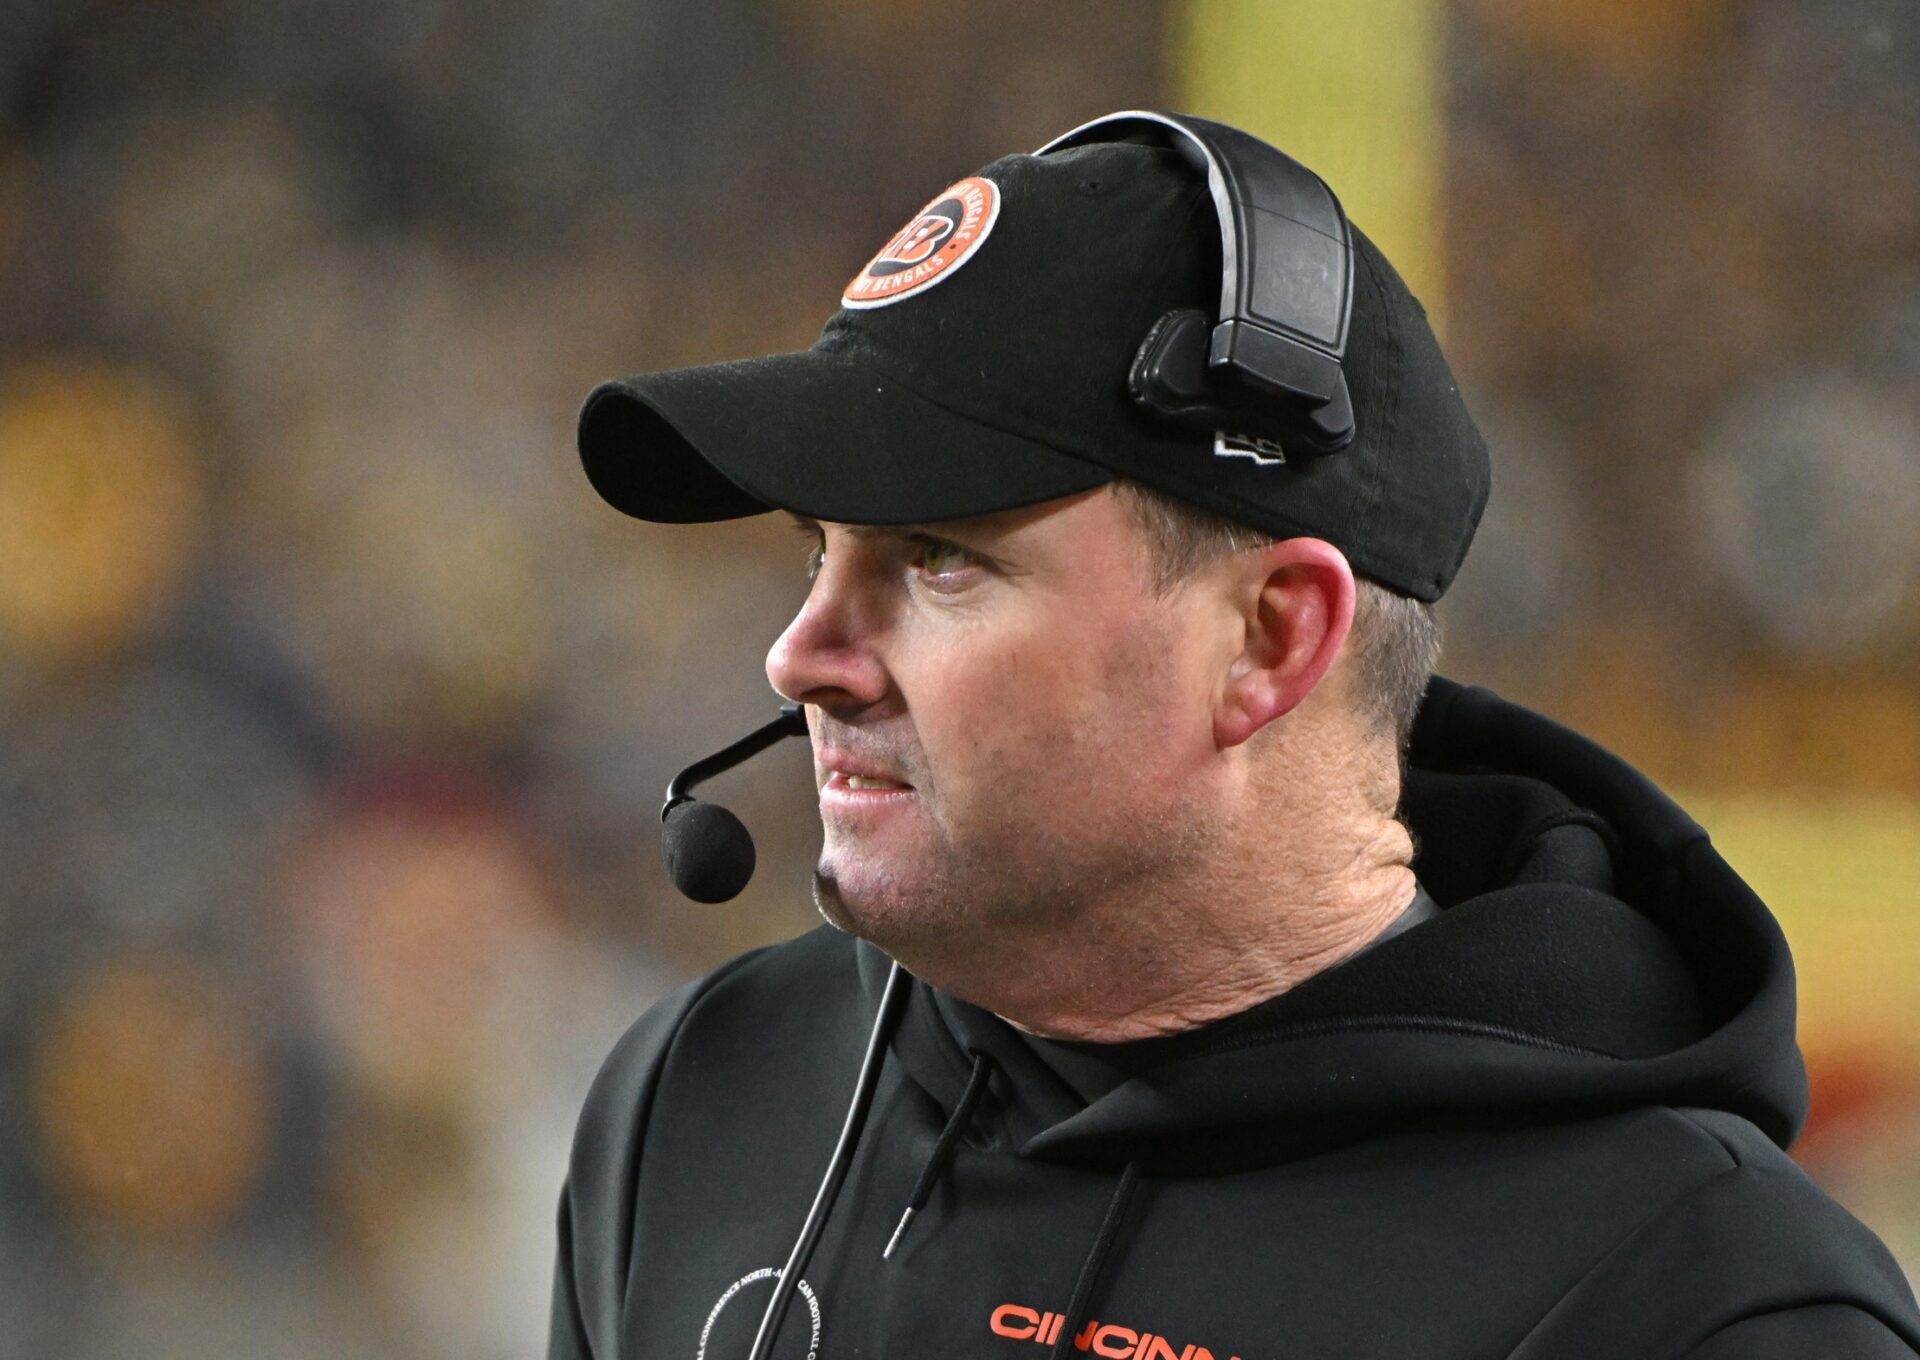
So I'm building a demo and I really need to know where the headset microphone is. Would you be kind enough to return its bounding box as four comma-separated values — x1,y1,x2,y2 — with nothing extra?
660,703,809,902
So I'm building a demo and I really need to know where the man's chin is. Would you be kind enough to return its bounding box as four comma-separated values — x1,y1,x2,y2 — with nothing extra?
811,861,932,946
811,864,882,935
811,867,859,934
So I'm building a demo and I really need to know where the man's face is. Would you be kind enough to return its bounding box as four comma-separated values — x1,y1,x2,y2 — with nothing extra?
766,487,1233,961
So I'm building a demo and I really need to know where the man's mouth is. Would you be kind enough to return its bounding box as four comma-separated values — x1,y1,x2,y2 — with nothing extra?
818,746,913,793
824,769,913,793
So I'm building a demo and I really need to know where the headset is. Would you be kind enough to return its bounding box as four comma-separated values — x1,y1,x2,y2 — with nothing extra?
1035,109,1357,463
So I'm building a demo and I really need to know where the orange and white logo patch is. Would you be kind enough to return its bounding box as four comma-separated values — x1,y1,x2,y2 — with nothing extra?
843,176,1001,309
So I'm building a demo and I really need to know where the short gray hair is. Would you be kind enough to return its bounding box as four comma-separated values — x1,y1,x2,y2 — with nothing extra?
1108,478,1440,761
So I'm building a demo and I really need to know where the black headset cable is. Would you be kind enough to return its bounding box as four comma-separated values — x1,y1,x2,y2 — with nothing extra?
745,958,909,1360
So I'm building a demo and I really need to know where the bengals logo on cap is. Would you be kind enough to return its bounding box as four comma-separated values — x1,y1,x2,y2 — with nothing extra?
843,176,1001,309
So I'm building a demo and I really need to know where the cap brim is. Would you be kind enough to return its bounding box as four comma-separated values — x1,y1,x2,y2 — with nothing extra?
578,348,1112,527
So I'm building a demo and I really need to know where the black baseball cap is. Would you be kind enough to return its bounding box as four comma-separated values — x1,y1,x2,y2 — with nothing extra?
578,131,1490,601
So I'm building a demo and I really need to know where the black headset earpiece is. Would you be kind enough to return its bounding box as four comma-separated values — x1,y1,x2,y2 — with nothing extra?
1036,109,1357,460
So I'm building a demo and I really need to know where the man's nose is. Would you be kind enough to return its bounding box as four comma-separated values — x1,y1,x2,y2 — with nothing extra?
765,571,891,712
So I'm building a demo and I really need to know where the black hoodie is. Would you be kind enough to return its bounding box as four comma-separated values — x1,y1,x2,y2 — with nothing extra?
548,676,1920,1359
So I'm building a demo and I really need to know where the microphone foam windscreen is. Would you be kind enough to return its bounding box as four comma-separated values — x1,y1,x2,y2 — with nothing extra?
661,799,757,903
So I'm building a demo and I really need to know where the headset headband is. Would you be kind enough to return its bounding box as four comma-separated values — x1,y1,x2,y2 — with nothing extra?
1036,110,1356,455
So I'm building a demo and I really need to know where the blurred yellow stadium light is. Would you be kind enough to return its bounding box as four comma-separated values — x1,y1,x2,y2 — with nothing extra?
1169,0,1447,313
32,954,270,1240
0,362,203,674
1690,792,1920,1058
1468,0,1733,75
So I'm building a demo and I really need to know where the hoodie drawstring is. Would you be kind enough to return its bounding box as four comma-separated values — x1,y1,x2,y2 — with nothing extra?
1047,1160,1142,1360
884,1049,998,1260
874,1037,1145,1356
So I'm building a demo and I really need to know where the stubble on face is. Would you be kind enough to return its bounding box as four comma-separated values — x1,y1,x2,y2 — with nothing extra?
811,593,1222,983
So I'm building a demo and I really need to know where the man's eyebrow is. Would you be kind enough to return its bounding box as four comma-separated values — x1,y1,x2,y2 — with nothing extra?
783,514,962,543
850,523,946,541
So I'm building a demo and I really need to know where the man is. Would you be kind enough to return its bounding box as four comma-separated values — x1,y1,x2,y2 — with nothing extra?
550,114,1920,1359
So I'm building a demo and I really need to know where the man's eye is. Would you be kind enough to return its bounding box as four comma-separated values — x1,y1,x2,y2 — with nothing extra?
793,523,825,580
914,538,977,579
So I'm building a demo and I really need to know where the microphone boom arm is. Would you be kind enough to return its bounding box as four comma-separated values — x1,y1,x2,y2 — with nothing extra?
662,703,808,821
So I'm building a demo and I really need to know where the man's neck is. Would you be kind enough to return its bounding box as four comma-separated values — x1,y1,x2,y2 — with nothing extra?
1002,862,1416,1043
901,803,1420,1043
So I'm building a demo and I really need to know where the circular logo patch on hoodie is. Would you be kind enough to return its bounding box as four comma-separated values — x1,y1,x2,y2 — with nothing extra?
843,176,1001,309
696,1267,821,1360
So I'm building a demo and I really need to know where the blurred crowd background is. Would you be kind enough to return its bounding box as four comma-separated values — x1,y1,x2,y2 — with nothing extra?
1,0,1916,1355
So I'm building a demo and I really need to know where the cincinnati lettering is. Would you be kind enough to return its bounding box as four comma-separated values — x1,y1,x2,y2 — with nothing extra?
989,1302,1246,1360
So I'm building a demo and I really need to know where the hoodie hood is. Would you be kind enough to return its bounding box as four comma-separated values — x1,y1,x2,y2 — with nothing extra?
857,673,1809,1175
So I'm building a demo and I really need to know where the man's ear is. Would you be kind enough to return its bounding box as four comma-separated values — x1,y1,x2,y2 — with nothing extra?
1214,537,1356,750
